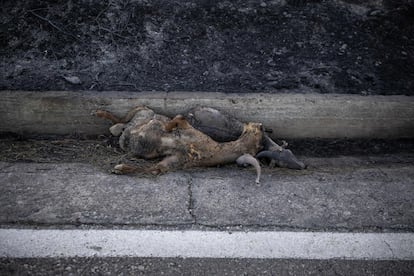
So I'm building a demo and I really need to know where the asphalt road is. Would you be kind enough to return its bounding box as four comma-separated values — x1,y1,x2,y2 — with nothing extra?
2,257,413,276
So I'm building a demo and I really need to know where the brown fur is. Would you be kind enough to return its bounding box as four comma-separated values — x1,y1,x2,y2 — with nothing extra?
96,106,264,178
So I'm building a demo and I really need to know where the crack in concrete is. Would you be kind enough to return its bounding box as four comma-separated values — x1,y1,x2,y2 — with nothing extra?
187,174,197,224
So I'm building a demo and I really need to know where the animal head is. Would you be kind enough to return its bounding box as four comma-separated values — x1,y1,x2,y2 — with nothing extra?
256,149,306,170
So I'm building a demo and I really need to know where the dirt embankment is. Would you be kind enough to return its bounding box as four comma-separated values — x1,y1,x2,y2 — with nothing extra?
1,0,413,95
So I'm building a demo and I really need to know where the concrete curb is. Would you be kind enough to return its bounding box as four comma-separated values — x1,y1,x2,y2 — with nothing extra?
1,91,413,138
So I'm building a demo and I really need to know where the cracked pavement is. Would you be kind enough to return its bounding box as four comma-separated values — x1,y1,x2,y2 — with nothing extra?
1,154,413,232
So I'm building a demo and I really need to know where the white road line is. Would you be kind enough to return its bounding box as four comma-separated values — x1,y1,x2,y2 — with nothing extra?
1,229,413,260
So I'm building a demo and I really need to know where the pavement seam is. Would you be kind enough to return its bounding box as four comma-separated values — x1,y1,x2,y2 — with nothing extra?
1,221,413,233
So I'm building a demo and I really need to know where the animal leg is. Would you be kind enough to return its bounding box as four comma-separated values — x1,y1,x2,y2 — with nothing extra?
113,163,143,174
149,155,181,175
95,106,150,124
236,154,261,184
95,110,123,124
113,155,181,175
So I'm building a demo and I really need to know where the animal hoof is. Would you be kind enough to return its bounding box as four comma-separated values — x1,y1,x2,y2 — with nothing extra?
113,164,126,174
109,123,126,136
112,169,123,175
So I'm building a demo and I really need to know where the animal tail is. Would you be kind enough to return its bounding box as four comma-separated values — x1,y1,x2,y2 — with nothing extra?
236,154,261,184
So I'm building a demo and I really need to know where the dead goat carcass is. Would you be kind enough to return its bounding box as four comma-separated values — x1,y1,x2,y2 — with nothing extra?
95,106,306,183
186,106,306,170
95,106,263,183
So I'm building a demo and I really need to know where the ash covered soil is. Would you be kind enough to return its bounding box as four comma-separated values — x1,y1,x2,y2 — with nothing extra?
1,0,413,95
1,136,413,173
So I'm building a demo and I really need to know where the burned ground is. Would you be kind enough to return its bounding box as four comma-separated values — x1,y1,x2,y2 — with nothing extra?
1,0,413,95
1,135,413,173
0,136,158,173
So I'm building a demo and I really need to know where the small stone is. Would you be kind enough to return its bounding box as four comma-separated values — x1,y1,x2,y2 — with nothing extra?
368,9,383,17
137,265,145,271
63,75,82,85
282,11,291,18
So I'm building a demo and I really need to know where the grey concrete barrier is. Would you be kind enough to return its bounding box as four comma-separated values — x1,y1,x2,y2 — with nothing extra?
1,91,413,138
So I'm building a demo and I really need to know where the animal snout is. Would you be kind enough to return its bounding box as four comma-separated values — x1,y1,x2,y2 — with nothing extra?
256,149,306,170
